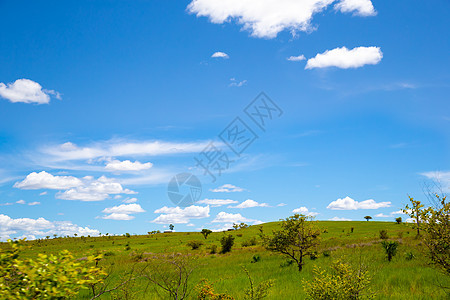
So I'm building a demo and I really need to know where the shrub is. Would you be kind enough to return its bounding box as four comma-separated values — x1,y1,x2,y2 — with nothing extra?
280,260,294,268
322,250,331,257
237,233,243,237
381,241,399,262
405,252,415,261
379,230,389,240
242,237,257,247
309,251,319,260
242,267,274,300
220,235,235,254
187,240,204,250
125,233,131,238
303,260,374,300
0,240,105,299
395,217,402,224
251,255,261,263
196,279,234,299
209,245,218,254
350,227,354,233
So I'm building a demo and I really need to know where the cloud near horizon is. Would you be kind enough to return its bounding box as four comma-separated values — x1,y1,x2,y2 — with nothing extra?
306,46,382,69
327,196,391,210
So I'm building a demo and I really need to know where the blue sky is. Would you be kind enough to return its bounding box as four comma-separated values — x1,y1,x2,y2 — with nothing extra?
0,0,449,239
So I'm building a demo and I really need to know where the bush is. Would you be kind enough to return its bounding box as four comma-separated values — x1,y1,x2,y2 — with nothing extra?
187,240,204,250
379,230,389,240
208,245,218,254
405,251,415,261
251,255,261,263
242,237,257,247
303,260,374,300
280,260,294,268
322,250,331,257
0,240,105,299
381,241,399,262
220,235,235,254
395,217,402,224
309,251,319,260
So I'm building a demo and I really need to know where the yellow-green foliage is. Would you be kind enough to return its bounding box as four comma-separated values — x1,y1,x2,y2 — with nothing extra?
0,239,105,299
303,260,375,300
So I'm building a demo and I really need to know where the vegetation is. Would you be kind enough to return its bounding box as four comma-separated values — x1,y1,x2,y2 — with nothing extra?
381,241,399,262
201,229,213,240
220,235,235,254
395,217,402,224
364,216,372,222
404,196,424,236
261,214,320,271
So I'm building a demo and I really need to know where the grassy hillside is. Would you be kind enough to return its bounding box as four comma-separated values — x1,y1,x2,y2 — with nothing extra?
3,221,449,299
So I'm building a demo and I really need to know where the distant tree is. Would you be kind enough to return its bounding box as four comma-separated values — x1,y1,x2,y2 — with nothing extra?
381,241,399,262
404,196,424,236
201,229,212,239
261,214,320,272
169,224,174,231
395,217,402,224
74,233,78,237
233,223,249,230
364,216,372,221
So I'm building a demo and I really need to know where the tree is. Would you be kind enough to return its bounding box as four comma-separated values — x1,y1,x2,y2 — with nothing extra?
395,217,402,224
364,216,372,221
220,235,235,254
381,241,399,262
169,224,174,231
404,196,424,236
261,214,321,272
415,194,450,275
201,229,212,239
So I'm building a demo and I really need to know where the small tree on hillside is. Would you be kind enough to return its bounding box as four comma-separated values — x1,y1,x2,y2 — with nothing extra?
404,196,424,236
381,241,399,262
169,224,174,231
364,216,372,221
395,217,402,224
201,229,212,239
260,214,321,272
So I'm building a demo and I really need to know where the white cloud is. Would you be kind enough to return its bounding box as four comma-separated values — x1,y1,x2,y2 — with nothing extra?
102,203,145,215
211,51,229,59
197,198,238,207
334,0,376,16
230,199,269,208
39,191,48,196
327,196,391,210
421,171,450,191
391,210,407,215
0,79,60,104
28,202,40,206
152,205,210,224
187,0,375,39
102,213,135,221
375,213,389,218
122,197,138,204
287,55,306,61
329,216,352,221
105,160,153,172
277,203,287,207
56,176,136,202
42,140,211,162
229,78,247,87
210,184,245,193
212,211,255,223
292,206,319,217
14,171,82,190
0,214,99,240
305,46,383,69
16,200,26,205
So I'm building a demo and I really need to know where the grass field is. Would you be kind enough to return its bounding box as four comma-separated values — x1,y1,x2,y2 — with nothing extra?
3,221,449,299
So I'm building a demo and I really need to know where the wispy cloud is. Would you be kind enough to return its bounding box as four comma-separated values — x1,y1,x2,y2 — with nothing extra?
211,52,229,59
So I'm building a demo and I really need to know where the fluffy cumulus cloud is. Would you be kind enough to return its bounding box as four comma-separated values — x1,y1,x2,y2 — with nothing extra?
105,159,153,171
15,171,136,201
210,184,245,193
56,176,136,201
212,211,255,223
101,203,145,220
292,206,319,217
197,198,238,207
334,0,376,16
306,46,383,69
187,0,376,39
152,205,210,224
287,55,306,61
14,171,82,190
0,79,60,104
327,196,391,210
0,214,99,240
229,199,269,208
211,51,229,59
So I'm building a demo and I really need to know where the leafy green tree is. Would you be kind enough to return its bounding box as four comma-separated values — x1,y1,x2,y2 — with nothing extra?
201,229,212,239
220,235,235,254
364,216,372,221
395,217,402,224
261,214,321,272
381,241,399,262
169,224,174,231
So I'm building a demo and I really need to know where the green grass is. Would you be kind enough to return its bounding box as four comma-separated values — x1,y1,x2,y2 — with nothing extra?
2,221,449,299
